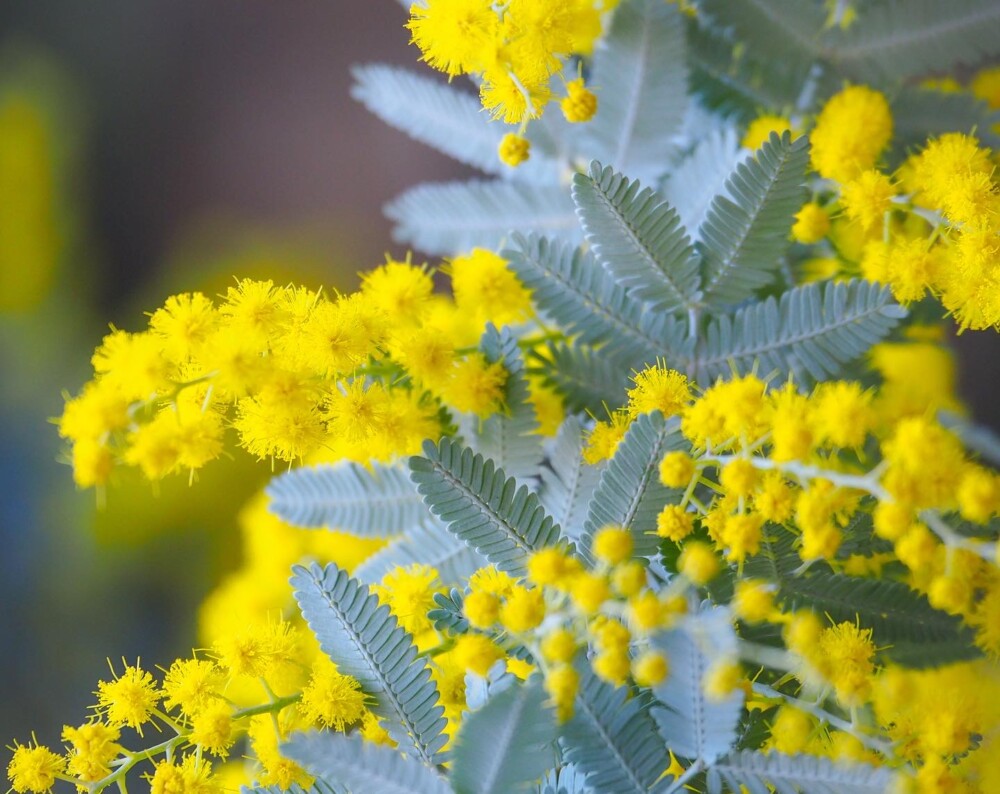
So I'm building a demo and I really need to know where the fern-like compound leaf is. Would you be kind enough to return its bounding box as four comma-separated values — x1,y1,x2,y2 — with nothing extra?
539,417,606,543
468,324,543,483
661,126,742,237
290,563,447,764
652,625,743,765
561,669,673,794
706,750,896,794
409,437,566,578
573,163,701,314
580,412,687,563
698,131,810,307
427,588,469,634
352,519,485,586
891,87,1000,153
696,279,906,384
581,0,687,183
284,733,450,794
266,461,425,535
387,179,580,256
505,233,692,368
243,782,345,794
777,571,982,668
538,765,593,794
451,677,558,794
826,0,1000,83
350,64,502,178
534,341,629,417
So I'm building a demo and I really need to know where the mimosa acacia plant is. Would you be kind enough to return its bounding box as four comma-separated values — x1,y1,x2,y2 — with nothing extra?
13,2,1000,793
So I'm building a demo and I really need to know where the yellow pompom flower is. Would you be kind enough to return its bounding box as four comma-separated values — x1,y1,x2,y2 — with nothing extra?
468,566,518,598
570,572,611,614
498,132,531,167
627,366,690,419
561,77,597,122
678,541,719,585
791,202,830,244
632,652,669,687
840,169,896,232
811,380,874,448
360,258,434,321
583,410,631,463
62,722,121,782
92,330,172,402
767,706,815,754
148,291,218,363
500,586,546,633
527,546,582,588
440,353,508,417
593,650,632,687
299,657,366,732
972,65,1000,108
453,634,505,676
96,662,162,734
592,525,633,565
703,660,744,701
148,756,220,794
406,0,499,77
872,500,913,541
6,743,65,794
544,664,579,722
162,658,226,717
957,466,1000,524
628,591,668,632
449,248,532,327
611,561,648,597
374,564,444,637
213,621,299,680
189,701,236,757
719,458,759,498
816,621,876,706
659,451,695,488
718,513,764,563
463,590,500,629
810,85,892,182
541,629,578,664
741,115,792,151
768,384,814,462
753,472,795,523
732,580,777,623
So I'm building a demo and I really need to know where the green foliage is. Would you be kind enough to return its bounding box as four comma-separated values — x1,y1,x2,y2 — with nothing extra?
450,677,558,794
504,233,690,368
266,460,424,535
466,325,542,482
427,587,469,634
660,127,742,233
561,669,674,794
352,519,485,586
697,131,809,307
573,163,701,314
706,750,896,794
386,180,579,256
284,733,450,794
580,412,686,563
581,0,687,183
695,279,906,383
535,341,630,415
652,619,743,765
290,563,447,763
538,417,606,543
409,437,567,577
537,765,592,794
777,571,983,668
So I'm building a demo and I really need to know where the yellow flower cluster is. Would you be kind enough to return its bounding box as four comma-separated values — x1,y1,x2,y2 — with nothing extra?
775,80,1000,331
406,0,608,128
58,250,550,490
6,619,376,794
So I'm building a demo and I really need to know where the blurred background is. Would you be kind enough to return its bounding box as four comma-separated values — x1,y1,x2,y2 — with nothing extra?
0,0,997,748
0,1,473,743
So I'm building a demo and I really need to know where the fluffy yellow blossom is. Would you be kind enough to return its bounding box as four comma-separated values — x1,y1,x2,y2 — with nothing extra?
544,664,578,722
659,451,695,488
541,629,578,664
811,380,874,448
583,410,631,463
527,546,582,587
840,169,896,232
407,0,499,77
719,458,758,497
440,353,508,417
162,658,226,717
678,541,719,585
498,132,531,167
561,77,597,122
592,525,633,565
627,366,690,419
213,621,299,680
189,702,236,757
148,756,220,794
96,663,162,734
742,115,792,151
632,652,669,687
6,743,65,794
453,634,505,676
500,586,546,633
810,85,892,182
463,590,500,629
298,656,366,731
791,202,831,244
374,564,444,637
448,248,532,327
